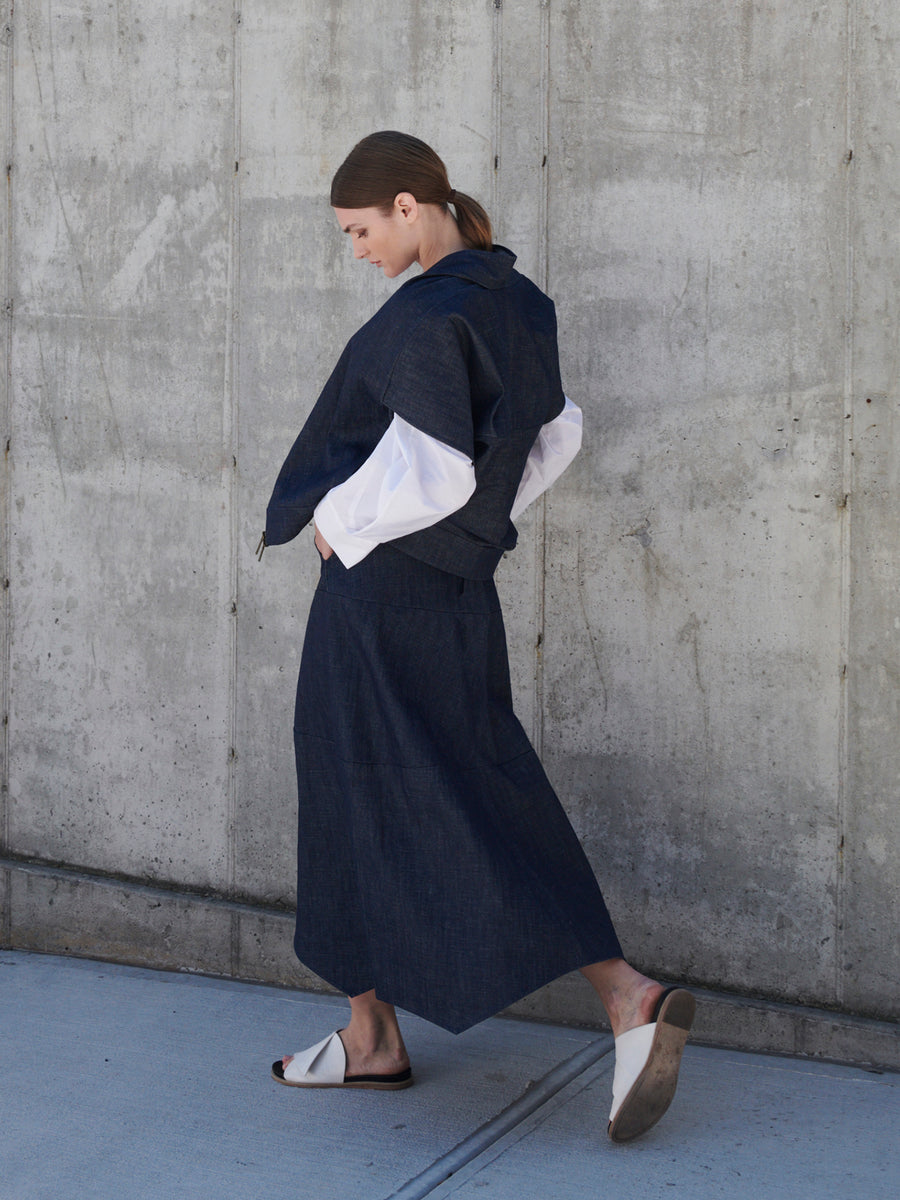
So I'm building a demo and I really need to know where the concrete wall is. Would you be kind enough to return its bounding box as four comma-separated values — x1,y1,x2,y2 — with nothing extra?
2,2,898,1055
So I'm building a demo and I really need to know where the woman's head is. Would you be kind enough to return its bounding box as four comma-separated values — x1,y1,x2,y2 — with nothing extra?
330,131,493,257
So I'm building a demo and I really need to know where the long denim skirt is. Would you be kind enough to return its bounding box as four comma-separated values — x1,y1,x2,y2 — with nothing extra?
292,542,622,1033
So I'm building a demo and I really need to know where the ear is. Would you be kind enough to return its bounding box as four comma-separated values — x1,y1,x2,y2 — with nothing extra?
394,192,419,223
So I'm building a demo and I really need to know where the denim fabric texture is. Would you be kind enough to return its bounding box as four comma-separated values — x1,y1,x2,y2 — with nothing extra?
265,246,566,580
293,544,622,1034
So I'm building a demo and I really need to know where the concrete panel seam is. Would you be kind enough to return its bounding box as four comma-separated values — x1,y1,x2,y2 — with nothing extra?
532,0,552,757
0,864,8,949
538,0,550,294
382,1033,614,1200
836,0,858,1009
226,0,243,975
0,0,12,880
490,0,502,221
533,493,547,756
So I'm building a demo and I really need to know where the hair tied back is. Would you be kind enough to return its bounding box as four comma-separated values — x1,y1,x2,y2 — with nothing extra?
330,132,493,252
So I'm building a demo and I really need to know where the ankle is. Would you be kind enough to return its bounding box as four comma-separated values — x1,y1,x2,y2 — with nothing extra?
581,960,663,1039
338,1027,410,1074
343,1023,397,1055
343,1013,406,1059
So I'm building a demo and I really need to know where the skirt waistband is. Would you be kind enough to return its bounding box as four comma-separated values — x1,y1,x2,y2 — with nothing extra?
317,542,501,615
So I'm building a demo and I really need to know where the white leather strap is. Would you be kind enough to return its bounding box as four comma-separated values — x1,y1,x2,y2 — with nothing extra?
609,1022,656,1120
283,1031,347,1085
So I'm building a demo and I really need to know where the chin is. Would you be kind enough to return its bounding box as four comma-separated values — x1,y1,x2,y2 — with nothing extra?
385,257,417,280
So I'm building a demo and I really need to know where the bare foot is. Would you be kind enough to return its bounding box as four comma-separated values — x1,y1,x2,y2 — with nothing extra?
281,1027,410,1079
581,959,665,1039
608,976,664,1038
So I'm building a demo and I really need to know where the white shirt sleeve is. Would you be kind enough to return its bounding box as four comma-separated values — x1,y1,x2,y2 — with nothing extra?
510,396,583,521
314,415,477,569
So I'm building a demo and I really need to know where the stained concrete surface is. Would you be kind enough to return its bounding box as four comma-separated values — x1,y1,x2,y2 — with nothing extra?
1,951,897,1200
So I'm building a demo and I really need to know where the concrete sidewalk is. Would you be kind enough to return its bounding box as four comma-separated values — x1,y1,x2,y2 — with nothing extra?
1,951,896,1200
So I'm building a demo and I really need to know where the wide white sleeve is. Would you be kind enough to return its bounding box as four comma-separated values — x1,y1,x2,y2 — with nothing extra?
510,396,583,521
314,415,476,568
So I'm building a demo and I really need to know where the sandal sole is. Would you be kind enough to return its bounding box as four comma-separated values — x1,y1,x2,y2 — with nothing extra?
271,1063,414,1091
608,988,695,1143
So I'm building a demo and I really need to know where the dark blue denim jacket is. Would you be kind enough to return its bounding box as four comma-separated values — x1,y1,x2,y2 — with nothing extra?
264,246,565,579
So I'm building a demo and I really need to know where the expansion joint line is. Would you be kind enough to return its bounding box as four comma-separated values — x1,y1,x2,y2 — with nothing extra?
383,1035,614,1200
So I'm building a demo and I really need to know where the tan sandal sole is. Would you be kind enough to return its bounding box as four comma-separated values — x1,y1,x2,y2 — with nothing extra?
271,1064,414,1091
608,988,695,1143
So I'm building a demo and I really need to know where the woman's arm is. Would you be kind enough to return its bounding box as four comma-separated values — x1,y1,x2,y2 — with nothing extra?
313,416,476,568
510,396,583,521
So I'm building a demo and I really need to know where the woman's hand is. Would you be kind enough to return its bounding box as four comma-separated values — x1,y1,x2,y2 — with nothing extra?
314,523,334,560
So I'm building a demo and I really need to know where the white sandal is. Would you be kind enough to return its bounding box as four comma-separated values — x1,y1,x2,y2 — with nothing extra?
608,987,695,1142
271,1030,413,1090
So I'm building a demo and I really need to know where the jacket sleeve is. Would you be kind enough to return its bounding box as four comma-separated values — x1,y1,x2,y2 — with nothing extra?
263,344,385,547
314,415,476,568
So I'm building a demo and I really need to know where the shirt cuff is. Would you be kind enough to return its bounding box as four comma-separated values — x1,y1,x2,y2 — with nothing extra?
313,416,476,569
314,493,382,569
510,396,583,520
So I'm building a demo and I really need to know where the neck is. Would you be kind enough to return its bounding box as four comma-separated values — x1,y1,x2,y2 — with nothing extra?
416,207,468,272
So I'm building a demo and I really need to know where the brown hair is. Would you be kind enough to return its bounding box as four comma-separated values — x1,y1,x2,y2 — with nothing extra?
330,131,493,252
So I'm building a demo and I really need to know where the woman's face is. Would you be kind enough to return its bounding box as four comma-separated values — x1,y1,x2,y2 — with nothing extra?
333,202,419,278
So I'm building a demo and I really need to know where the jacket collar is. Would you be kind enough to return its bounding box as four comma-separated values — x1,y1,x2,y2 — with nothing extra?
415,245,517,290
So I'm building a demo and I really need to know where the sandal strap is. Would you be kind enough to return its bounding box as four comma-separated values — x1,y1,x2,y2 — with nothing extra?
283,1030,346,1084
609,1022,656,1120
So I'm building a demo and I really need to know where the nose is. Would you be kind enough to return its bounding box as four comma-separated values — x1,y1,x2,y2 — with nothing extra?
354,241,367,260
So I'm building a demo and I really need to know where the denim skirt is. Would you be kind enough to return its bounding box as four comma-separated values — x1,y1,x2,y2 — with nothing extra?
292,542,622,1033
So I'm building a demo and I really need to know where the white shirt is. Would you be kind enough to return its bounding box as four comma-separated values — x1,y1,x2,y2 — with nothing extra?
314,396,583,569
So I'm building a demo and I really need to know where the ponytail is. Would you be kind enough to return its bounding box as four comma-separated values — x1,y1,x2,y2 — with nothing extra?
448,190,493,252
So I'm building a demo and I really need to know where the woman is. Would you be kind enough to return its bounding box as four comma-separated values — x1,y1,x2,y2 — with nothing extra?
261,132,694,1143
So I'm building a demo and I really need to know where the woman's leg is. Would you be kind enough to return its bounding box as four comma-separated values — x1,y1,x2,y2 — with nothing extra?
581,959,664,1037
282,989,410,1078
